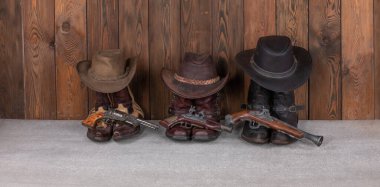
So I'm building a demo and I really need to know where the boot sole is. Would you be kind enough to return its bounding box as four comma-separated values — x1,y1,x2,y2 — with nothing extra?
241,135,269,144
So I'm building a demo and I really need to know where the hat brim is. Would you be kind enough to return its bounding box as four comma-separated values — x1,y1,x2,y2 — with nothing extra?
161,69,229,99
235,47,312,92
76,58,137,93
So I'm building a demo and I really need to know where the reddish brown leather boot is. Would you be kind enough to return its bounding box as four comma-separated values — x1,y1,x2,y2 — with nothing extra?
165,95,193,141
192,94,221,142
241,81,272,144
86,92,113,142
112,87,141,141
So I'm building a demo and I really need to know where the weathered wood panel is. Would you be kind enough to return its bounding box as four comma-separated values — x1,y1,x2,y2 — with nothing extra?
87,0,119,110
276,0,309,120
309,0,341,120
149,0,180,119
342,0,374,119
119,0,150,118
0,0,24,119
55,0,88,119
243,0,276,102
375,0,380,119
23,0,56,119
213,0,244,115
181,0,212,55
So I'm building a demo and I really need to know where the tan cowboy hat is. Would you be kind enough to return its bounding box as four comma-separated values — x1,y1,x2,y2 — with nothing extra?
161,52,229,99
76,49,137,93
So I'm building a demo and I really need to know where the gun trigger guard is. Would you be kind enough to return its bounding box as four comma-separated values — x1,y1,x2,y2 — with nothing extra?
248,121,260,129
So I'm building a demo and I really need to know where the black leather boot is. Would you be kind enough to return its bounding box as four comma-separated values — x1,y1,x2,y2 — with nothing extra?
241,81,272,144
270,91,300,145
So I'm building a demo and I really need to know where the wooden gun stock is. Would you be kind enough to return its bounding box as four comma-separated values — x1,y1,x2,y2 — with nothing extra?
82,112,104,128
225,110,323,146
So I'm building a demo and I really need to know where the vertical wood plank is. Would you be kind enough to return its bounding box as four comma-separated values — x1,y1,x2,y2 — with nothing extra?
243,0,276,102
276,0,309,119
342,0,374,119
149,0,180,119
213,0,244,115
309,0,341,120
375,0,380,119
181,0,212,55
119,0,150,118
0,0,24,118
87,0,119,110
23,0,56,119
55,0,88,119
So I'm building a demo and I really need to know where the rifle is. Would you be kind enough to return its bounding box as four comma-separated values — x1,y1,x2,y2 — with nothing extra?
225,109,323,146
82,108,159,130
159,106,233,133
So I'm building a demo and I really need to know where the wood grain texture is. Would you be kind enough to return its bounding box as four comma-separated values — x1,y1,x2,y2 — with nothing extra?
55,0,88,119
119,0,150,118
276,0,309,120
213,0,244,115
375,0,380,119
0,0,24,118
243,0,276,103
87,0,119,110
342,0,374,119
23,0,56,119
181,0,212,55
309,0,341,120
149,0,180,119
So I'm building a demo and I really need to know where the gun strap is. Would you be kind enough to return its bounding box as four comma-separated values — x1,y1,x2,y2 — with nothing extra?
127,86,144,118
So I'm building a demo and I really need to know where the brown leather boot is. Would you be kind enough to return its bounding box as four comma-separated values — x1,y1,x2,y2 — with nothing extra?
112,87,141,141
165,95,193,141
192,94,221,142
270,91,299,145
86,92,113,142
241,81,272,144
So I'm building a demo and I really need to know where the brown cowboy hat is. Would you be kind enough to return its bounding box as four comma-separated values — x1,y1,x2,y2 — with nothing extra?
161,52,229,99
76,49,137,93
235,35,312,92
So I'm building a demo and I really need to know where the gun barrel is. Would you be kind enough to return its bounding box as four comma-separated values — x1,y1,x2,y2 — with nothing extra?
302,132,323,146
136,119,159,130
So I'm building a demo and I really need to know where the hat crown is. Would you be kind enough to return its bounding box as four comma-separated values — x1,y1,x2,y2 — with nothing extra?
89,49,126,80
178,52,218,80
254,35,295,73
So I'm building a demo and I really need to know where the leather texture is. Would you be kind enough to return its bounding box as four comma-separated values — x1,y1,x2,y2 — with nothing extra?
165,94,221,142
270,91,298,145
241,80,299,145
241,80,272,144
86,86,142,142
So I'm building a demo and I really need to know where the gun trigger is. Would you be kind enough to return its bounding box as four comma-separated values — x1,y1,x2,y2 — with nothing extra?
248,121,260,129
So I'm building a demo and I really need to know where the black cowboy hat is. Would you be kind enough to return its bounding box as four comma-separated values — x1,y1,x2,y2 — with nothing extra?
161,52,229,99
235,35,312,92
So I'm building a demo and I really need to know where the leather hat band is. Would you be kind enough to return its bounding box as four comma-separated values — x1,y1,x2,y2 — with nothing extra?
250,57,298,79
174,73,220,86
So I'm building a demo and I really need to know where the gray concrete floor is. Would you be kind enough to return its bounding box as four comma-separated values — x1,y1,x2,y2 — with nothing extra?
0,119,379,187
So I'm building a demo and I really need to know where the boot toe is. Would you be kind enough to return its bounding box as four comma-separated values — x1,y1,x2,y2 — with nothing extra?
270,131,297,145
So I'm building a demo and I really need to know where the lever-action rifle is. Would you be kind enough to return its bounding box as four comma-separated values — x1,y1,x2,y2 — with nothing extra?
225,109,323,146
159,106,233,133
82,108,159,130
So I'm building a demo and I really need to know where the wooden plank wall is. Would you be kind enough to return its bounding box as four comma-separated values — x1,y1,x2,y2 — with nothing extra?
0,0,379,120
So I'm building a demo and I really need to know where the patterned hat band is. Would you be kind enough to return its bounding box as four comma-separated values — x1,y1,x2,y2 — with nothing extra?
174,73,220,86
